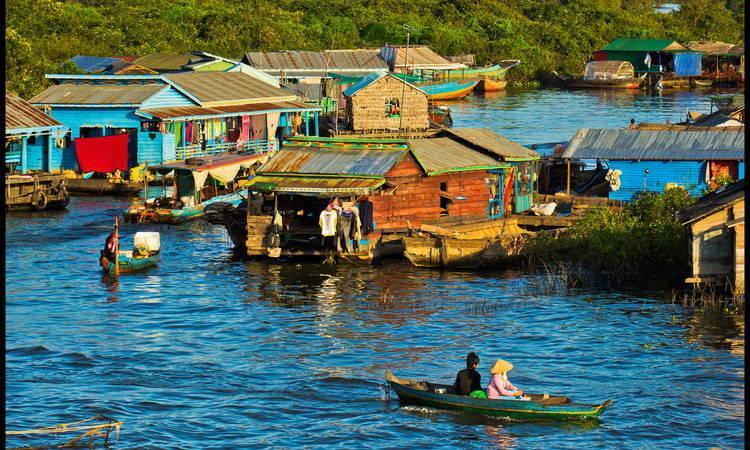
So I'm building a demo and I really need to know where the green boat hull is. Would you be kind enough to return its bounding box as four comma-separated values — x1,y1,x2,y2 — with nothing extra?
387,377,611,421
105,253,160,275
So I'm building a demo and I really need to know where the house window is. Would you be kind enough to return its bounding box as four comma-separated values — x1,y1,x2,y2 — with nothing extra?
27,135,36,145
385,98,400,117
439,182,451,216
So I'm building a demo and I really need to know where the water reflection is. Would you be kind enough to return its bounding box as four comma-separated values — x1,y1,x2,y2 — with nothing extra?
684,311,744,357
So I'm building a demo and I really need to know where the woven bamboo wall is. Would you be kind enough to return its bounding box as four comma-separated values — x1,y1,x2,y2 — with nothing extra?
346,77,429,132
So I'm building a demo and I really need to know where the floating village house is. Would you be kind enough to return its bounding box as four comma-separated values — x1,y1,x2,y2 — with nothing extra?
5,93,69,174
241,130,539,259
561,128,745,201
28,71,320,172
677,180,745,297
341,72,429,134
593,39,702,81
685,41,744,83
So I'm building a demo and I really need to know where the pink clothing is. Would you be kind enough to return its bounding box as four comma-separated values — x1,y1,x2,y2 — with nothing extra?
487,374,519,399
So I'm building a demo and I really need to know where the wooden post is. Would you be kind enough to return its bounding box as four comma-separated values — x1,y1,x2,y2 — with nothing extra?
47,135,54,172
566,158,571,195
114,217,120,276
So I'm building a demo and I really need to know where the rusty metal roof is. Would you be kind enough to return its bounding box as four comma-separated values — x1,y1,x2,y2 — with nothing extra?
243,49,388,75
29,84,165,106
247,174,385,195
5,93,64,133
258,146,407,176
382,45,465,70
562,128,745,161
443,128,540,160
407,138,507,175
677,179,745,224
132,53,195,71
686,41,744,55
137,101,319,121
164,72,298,107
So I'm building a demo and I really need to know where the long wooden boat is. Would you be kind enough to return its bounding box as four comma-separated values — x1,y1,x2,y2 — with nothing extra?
554,71,646,89
386,371,612,421
125,190,247,224
402,233,528,269
475,77,508,93
419,80,479,100
689,78,714,88
65,178,143,196
437,60,520,81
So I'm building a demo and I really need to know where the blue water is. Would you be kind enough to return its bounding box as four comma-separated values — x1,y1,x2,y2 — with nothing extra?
5,88,745,449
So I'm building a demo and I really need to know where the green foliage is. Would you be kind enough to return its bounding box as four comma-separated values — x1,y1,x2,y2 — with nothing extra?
5,0,744,98
527,189,696,287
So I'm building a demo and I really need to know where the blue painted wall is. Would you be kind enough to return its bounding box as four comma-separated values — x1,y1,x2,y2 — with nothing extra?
24,137,47,171
607,160,745,201
162,133,176,161
140,87,196,109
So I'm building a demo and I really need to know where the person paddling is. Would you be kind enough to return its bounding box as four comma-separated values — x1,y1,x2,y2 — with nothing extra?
487,359,524,399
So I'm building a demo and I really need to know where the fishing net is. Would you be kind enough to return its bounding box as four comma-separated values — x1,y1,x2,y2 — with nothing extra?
5,415,122,449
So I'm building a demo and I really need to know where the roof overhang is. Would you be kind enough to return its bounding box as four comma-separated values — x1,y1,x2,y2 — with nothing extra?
135,101,321,121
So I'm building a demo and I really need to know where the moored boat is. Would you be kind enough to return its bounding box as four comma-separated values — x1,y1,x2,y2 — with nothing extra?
690,78,714,88
419,80,479,100
65,178,143,196
402,232,529,269
435,60,520,81
554,71,646,89
385,371,612,421
554,61,646,89
475,77,508,92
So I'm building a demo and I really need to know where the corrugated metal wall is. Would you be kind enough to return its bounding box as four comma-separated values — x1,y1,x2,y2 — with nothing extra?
162,133,176,161
140,87,196,109
608,160,706,201
136,131,164,165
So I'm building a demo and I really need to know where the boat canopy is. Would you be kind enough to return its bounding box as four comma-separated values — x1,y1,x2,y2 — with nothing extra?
151,152,269,194
584,61,635,80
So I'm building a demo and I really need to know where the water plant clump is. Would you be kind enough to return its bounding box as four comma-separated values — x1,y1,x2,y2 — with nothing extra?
526,187,696,290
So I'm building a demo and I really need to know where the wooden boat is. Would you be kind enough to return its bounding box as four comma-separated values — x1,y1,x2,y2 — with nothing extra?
100,229,160,275
419,80,479,100
402,233,528,269
5,173,70,210
428,104,453,127
554,71,646,89
690,78,714,88
385,371,612,421
475,77,508,92
205,200,248,250
65,178,143,196
125,190,247,224
437,60,520,81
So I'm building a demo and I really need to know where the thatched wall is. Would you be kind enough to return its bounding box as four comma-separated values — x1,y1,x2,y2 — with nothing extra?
346,76,429,132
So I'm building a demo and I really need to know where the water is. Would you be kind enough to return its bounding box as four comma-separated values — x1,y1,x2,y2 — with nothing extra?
5,88,745,449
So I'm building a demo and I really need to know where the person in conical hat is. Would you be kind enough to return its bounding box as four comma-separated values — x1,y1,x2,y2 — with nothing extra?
486,359,524,399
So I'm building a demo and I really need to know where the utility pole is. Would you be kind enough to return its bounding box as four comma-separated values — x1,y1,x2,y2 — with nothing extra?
399,25,414,131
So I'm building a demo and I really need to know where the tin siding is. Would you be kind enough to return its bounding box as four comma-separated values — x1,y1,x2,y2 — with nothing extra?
136,131,165,165
140,87,197,109
24,139,46,171
162,133,176,161
608,160,706,201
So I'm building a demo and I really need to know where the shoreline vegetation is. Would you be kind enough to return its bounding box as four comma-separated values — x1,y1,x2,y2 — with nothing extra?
524,186,744,311
7,0,744,98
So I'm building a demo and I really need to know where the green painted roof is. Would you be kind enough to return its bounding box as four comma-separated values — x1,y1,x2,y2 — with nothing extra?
602,39,687,52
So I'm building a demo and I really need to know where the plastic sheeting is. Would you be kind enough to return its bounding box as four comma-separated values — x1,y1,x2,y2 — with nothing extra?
673,53,702,76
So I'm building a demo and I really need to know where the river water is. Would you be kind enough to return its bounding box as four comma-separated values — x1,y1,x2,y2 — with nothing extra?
5,88,745,449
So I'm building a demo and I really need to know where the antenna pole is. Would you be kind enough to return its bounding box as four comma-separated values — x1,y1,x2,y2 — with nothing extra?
399,26,413,131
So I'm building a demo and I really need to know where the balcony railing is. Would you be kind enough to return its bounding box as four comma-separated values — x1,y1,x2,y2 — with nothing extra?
175,140,274,161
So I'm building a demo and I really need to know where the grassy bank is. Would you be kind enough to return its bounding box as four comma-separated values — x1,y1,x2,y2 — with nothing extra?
7,0,744,98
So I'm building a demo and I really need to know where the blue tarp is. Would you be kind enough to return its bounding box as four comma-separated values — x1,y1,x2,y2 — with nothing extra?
673,53,702,76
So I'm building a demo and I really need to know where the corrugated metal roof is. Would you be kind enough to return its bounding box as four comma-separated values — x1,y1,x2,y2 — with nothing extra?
677,180,745,224
132,54,195,71
259,146,407,176
562,129,745,161
164,72,298,107
5,93,64,133
150,152,265,172
633,123,744,131
686,41,744,55
407,138,506,175
29,84,165,105
247,175,385,194
443,128,540,160
602,39,687,52
243,49,388,73
137,101,319,120
382,45,466,70
70,55,122,73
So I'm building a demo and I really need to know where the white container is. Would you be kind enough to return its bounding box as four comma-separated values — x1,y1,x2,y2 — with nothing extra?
134,232,160,252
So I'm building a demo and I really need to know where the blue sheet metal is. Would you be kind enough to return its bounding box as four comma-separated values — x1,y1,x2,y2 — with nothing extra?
673,52,702,76
70,56,122,73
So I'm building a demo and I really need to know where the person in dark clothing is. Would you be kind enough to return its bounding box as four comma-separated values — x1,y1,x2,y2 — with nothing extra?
453,352,482,396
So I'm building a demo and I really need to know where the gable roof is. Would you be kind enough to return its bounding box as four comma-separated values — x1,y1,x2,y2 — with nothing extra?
602,39,688,52
380,45,466,70
132,53,195,71
407,138,507,175
242,49,388,77
70,55,123,73
677,180,745,224
342,72,424,97
258,145,408,177
29,84,166,106
163,72,298,107
5,93,64,134
442,128,540,161
686,41,744,55
562,128,745,161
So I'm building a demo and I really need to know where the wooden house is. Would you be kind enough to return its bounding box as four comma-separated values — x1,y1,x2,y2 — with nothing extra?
243,135,508,259
29,72,320,172
561,128,745,201
686,41,744,84
342,73,429,133
594,39,701,84
677,180,745,297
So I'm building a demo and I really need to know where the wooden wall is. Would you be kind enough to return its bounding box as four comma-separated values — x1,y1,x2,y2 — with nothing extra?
346,76,429,132
369,154,493,231
688,199,745,295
